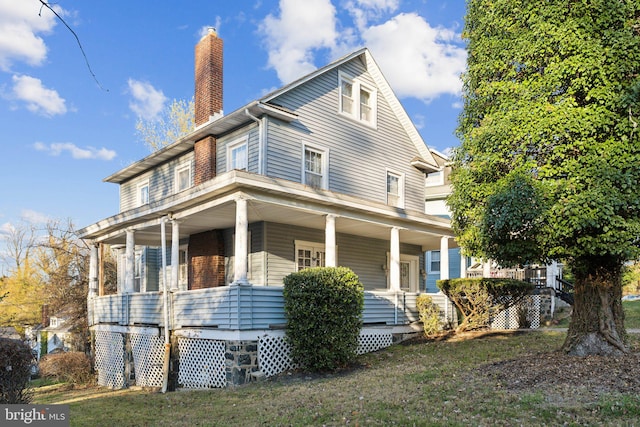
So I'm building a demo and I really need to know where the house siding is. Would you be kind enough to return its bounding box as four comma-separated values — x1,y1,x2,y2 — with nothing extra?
216,124,260,174
264,61,427,212
120,152,195,212
426,247,462,293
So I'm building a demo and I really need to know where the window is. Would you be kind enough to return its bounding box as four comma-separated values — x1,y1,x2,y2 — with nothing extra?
134,249,143,292
339,72,377,126
175,164,191,193
295,241,326,271
387,170,404,208
227,138,248,171
428,250,441,273
50,317,58,328
137,180,149,206
425,170,444,187
179,246,188,290
303,144,328,189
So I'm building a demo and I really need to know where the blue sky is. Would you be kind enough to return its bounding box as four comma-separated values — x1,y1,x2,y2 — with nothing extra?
0,0,466,267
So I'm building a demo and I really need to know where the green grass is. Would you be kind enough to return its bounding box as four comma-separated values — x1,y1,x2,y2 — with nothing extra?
32,331,640,426
550,300,640,329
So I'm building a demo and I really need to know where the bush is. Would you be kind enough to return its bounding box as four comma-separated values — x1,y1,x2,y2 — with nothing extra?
416,294,442,336
437,278,534,332
283,267,364,372
0,338,34,403
39,351,93,384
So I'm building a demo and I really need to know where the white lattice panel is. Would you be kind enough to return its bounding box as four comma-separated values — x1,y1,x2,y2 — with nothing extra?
357,333,393,355
257,332,393,378
177,338,226,388
130,334,165,388
94,330,125,388
491,295,540,330
258,335,298,377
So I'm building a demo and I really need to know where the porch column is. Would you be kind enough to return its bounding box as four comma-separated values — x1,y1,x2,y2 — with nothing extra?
171,220,180,291
89,244,98,298
325,214,336,267
124,229,135,293
233,196,249,285
460,253,467,279
389,227,401,291
440,236,450,281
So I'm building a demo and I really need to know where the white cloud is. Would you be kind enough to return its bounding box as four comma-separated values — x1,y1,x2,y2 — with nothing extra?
345,0,399,30
362,13,466,101
34,141,116,161
0,0,60,71
20,209,50,225
11,74,67,116
127,78,167,121
259,0,338,83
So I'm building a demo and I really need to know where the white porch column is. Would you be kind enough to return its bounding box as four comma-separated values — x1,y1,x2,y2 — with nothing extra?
124,229,135,293
440,236,450,281
389,227,401,291
483,260,491,278
171,220,180,291
325,214,336,267
460,253,467,279
89,244,98,298
233,196,249,285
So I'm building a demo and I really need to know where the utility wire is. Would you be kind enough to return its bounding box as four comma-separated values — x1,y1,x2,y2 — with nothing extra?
38,0,108,91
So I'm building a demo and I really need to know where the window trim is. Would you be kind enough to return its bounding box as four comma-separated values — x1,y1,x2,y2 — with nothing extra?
302,142,329,190
294,240,328,272
427,250,441,274
226,136,249,171
136,180,149,206
175,163,192,193
425,170,444,187
386,169,405,208
338,71,377,128
385,253,420,292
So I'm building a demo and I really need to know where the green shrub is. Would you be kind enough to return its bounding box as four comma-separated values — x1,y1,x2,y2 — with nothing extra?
39,351,93,384
0,338,34,403
416,294,442,336
437,278,533,332
283,267,364,372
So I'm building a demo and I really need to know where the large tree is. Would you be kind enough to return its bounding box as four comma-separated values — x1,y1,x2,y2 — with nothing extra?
135,98,195,151
450,0,640,355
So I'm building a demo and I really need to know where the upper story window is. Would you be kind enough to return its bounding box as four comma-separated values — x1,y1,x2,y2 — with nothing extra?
227,138,248,171
339,72,377,127
175,164,191,193
303,143,328,189
425,170,444,187
137,180,149,206
386,170,405,208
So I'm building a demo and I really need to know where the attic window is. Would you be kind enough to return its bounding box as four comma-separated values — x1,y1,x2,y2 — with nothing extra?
339,72,377,127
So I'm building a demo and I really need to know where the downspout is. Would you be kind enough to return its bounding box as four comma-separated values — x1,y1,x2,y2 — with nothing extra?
160,217,171,393
245,108,264,174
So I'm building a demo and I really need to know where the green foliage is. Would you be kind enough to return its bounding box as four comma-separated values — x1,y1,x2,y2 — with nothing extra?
39,352,93,384
40,331,48,357
0,338,34,403
283,267,364,372
437,278,533,331
450,0,640,268
416,294,442,336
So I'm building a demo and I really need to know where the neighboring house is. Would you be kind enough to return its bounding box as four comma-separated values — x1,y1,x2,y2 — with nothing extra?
0,326,21,340
38,316,73,356
78,29,457,389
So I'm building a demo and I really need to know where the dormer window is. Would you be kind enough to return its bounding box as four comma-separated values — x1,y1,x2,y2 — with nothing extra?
175,164,191,193
339,72,376,127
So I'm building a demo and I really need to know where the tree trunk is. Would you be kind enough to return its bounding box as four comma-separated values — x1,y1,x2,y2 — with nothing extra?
562,258,627,356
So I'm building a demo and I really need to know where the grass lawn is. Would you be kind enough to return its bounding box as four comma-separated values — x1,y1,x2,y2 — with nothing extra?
33,331,640,426
551,299,640,329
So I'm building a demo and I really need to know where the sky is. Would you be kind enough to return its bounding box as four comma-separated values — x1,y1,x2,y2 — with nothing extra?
0,0,467,269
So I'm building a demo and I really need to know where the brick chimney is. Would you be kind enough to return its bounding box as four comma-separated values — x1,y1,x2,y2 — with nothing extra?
194,27,223,185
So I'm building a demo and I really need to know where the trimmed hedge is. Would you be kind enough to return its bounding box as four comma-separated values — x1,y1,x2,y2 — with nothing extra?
283,267,364,372
0,338,34,404
437,278,534,332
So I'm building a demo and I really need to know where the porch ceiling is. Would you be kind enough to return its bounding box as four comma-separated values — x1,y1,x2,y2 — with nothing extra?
81,171,455,251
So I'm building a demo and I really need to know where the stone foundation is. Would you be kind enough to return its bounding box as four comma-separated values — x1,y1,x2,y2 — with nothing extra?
225,340,259,386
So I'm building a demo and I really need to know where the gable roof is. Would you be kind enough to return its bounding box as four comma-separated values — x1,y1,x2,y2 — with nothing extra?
105,48,438,184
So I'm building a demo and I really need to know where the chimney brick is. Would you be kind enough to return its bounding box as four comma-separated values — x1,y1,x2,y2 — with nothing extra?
194,135,216,185
195,28,223,126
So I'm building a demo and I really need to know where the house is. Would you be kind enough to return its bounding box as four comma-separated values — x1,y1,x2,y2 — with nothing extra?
78,29,457,389
38,315,73,356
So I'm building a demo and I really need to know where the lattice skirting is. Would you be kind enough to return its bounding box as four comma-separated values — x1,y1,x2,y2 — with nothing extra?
491,295,541,330
130,334,165,388
177,337,226,389
257,331,393,378
94,331,125,388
